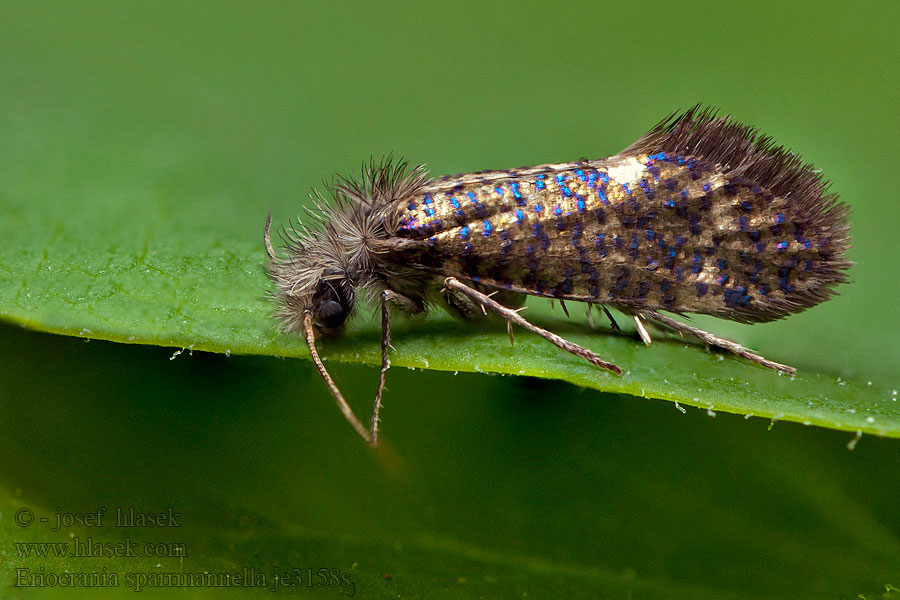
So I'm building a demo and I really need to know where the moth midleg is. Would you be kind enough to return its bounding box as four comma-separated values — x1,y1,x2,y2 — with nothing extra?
443,277,621,374
443,282,524,320
642,310,797,375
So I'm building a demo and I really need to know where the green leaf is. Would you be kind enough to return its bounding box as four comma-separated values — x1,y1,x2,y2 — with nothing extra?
3,215,898,437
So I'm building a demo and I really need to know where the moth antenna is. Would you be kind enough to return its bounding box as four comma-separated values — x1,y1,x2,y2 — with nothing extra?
302,312,373,444
264,211,276,261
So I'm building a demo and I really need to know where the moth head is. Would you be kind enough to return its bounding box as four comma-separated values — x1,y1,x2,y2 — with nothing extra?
308,267,354,332
265,215,357,336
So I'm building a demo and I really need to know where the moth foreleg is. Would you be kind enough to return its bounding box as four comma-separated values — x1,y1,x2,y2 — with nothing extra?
642,310,797,375
371,289,424,445
443,278,621,375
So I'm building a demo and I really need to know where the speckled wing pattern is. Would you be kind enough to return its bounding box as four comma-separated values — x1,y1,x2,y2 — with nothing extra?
393,109,850,324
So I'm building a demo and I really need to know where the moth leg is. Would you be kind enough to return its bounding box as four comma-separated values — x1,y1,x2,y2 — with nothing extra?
633,315,653,346
371,289,424,445
642,309,797,375
443,277,621,374
601,306,621,331
444,287,483,319
443,283,523,320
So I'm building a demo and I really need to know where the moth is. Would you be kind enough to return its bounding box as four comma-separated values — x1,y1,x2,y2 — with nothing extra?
265,106,851,445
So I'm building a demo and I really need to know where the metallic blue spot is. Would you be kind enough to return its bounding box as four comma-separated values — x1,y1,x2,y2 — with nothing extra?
541,233,551,251
534,203,543,213
665,199,676,208
775,213,786,224
717,274,729,286
423,193,433,205
554,205,563,217
577,198,586,212
741,201,754,211
645,229,655,240
680,188,689,199
535,180,545,190
575,169,586,181
777,241,788,250
407,200,416,210
572,222,583,242
459,226,470,240
425,207,435,217
739,216,748,231
692,252,702,273
724,287,751,307
759,284,770,296
561,184,572,198
467,191,477,202
482,220,493,237
450,196,460,209
598,190,609,205
495,187,504,197
622,183,632,195
515,209,525,224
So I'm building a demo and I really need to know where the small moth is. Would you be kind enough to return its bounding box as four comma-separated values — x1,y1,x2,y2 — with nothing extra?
265,106,851,445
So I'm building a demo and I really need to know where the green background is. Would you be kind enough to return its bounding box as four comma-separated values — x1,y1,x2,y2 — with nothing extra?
1,1,899,598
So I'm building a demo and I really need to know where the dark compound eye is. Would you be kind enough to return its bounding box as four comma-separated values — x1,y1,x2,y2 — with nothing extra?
318,299,347,329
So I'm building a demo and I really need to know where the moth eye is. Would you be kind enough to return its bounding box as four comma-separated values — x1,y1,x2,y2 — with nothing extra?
318,300,347,329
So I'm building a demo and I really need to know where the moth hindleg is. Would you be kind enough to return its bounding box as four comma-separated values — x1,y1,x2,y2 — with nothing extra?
642,309,796,375
633,315,653,346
